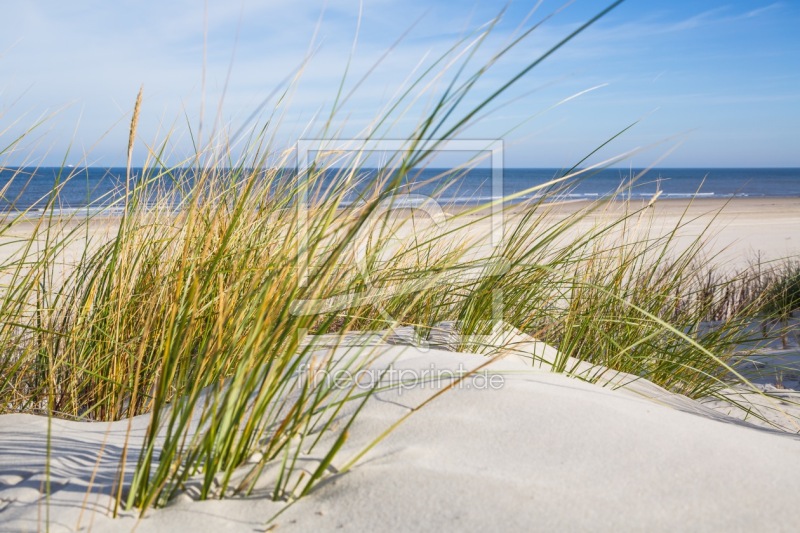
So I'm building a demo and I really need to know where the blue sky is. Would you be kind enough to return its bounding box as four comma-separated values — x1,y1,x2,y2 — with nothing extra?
1,0,798,168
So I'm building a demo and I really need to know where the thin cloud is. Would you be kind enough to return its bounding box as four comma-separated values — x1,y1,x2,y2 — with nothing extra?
743,3,783,19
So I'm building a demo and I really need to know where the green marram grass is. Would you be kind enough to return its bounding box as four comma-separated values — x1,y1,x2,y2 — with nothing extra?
0,0,797,520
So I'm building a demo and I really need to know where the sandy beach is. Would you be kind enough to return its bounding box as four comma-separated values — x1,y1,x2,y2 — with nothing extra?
1,197,799,531
2,197,798,264
481,197,800,267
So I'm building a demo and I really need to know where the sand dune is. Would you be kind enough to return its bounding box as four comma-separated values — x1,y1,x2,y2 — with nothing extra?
2,325,800,532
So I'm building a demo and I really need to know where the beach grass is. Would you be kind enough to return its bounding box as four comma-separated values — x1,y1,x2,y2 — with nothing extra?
0,0,798,520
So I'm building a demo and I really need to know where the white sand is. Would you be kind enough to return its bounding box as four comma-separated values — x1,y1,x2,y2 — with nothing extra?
2,198,799,269
494,198,800,268
2,325,800,532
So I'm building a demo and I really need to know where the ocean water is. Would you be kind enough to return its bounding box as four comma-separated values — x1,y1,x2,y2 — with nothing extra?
1,166,799,215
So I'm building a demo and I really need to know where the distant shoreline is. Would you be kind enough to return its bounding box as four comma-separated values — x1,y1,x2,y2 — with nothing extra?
3,167,800,214
4,195,800,217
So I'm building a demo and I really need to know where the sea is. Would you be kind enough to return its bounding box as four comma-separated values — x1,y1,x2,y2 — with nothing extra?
1,166,799,216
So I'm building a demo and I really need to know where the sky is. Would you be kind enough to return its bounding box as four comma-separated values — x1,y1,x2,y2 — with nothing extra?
0,0,798,168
